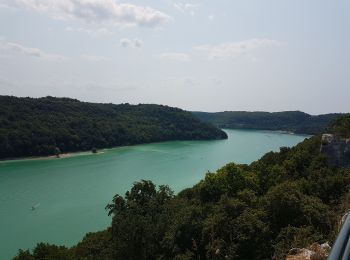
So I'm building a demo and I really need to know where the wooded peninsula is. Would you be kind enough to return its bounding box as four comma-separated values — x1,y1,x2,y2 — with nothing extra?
0,96,227,159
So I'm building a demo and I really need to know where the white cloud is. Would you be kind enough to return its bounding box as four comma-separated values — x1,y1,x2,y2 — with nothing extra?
183,77,196,86
3,0,171,28
158,52,190,62
133,39,142,48
120,38,142,48
81,54,109,61
210,77,223,85
65,26,114,36
120,38,132,48
208,14,214,21
173,2,197,11
194,39,282,60
173,2,198,15
0,41,67,61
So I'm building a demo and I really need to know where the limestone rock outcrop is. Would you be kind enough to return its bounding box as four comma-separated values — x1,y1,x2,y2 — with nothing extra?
320,134,350,168
285,242,330,260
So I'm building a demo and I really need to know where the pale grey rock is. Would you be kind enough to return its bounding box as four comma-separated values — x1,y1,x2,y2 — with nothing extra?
321,134,350,168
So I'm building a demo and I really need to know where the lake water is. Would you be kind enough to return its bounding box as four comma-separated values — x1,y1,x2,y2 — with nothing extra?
0,129,308,259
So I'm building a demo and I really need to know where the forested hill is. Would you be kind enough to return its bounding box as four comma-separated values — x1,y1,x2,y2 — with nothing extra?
0,96,227,159
329,114,350,137
14,116,350,259
193,111,344,135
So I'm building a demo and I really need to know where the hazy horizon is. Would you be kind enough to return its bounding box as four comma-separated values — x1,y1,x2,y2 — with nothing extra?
0,0,349,114
3,94,347,116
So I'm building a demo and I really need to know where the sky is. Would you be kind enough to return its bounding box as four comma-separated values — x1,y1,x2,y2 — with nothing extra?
0,0,349,114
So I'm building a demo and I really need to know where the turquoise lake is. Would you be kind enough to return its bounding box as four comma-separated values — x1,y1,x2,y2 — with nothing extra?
0,129,308,259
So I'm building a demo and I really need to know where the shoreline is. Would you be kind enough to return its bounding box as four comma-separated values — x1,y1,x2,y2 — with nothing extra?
0,152,75,163
0,128,311,163
221,127,312,137
0,151,99,163
0,139,224,163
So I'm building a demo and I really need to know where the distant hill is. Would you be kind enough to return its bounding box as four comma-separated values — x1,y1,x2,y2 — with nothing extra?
0,96,227,159
193,111,345,134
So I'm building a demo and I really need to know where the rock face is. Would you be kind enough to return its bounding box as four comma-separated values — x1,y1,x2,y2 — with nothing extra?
320,134,350,168
285,242,330,260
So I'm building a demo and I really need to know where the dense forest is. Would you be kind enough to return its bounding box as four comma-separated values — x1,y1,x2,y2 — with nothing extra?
193,111,344,135
14,115,350,259
0,96,227,159
329,115,350,137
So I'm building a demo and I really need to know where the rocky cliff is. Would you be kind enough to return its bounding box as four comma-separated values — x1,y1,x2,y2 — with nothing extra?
321,134,350,168
285,242,330,260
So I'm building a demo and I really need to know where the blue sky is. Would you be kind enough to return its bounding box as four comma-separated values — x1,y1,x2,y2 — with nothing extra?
0,0,349,114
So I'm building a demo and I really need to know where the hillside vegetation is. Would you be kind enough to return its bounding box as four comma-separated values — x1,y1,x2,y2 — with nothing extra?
329,115,350,137
14,115,350,259
0,96,227,159
193,111,343,135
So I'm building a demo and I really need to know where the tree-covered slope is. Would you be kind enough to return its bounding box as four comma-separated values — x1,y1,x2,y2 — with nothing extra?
14,115,350,260
0,96,227,159
329,114,350,137
193,111,344,135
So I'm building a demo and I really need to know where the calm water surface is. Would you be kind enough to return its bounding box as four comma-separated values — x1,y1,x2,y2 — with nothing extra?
0,129,308,259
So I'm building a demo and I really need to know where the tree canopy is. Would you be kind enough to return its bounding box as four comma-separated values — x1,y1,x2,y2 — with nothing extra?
329,114,350,137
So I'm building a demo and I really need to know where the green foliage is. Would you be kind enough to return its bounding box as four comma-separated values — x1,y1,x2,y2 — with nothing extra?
72,230,114,259
0,96,227,159
329,114,350,137
196,163,259,203
107,180,177,259
193,111,345,134
272,226,322,259
13,243,73,260
14,123,350,259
